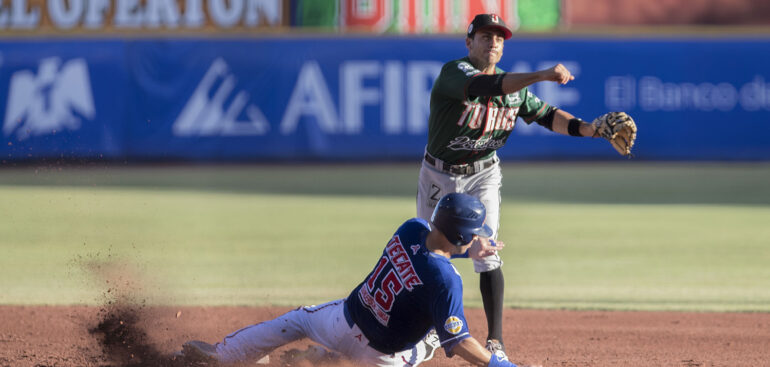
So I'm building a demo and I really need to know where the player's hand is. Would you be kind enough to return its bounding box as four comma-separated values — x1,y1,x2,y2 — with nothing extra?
543,64,574,85
468,237,504,260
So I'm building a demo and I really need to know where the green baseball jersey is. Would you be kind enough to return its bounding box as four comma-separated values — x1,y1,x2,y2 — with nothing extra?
426,56,551,165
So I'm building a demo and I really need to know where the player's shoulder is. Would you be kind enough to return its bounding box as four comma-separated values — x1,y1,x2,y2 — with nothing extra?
393,218,430,244
397,217,430,232
425,254,463,290
523,88,542,102
442,57,480,78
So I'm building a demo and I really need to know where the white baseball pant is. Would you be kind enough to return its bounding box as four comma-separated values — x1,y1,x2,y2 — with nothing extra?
212,299,433,367
416,154,503,273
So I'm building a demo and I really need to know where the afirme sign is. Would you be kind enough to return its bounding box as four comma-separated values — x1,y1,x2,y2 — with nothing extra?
0,0,284,31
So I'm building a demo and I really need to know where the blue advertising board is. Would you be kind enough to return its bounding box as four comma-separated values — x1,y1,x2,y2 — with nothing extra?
1,37,769,161
0,40,129,160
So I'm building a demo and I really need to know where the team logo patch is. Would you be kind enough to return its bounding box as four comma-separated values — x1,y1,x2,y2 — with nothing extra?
444,316,464,335
457,62,480,77
506,93,522,104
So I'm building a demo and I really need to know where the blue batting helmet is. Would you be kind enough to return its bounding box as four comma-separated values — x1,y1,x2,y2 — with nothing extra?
431,193,494,246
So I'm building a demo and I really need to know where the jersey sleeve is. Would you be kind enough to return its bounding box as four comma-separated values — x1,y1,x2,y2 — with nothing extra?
431,274,471,356
433,60,483,101
517,88,552,124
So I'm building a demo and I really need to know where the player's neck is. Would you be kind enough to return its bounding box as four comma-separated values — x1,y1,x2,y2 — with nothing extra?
425,230,452,259
468,56,496,74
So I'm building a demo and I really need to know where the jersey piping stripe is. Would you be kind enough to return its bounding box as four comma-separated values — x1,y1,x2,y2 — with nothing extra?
439,332,470,346
301,299,344,313
221,323,262,345
534,103,551,120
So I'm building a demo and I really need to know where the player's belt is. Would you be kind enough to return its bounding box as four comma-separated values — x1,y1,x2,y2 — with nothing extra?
424,153,498,175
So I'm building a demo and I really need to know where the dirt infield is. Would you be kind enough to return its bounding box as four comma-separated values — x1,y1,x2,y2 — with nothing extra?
1,304,768,367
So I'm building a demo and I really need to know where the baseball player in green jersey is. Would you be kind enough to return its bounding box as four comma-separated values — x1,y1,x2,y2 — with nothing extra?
416,13,637,359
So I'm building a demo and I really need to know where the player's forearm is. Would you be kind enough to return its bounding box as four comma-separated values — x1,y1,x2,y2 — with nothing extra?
551,109,597,137
501,64,573,94
451,338,492,366
500,71,548,95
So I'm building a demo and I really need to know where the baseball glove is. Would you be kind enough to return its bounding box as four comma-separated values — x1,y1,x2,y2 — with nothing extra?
592,112,637,156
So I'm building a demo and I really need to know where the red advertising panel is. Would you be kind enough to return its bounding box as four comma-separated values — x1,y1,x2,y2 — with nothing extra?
342,0,518,34
341,0,391,32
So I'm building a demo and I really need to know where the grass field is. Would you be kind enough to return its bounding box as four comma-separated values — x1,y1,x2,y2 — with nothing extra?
0,162,768,312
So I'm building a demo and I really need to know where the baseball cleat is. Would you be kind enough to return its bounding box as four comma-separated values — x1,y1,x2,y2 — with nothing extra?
421,329,441,362
180,340,220,366
486,339,508,361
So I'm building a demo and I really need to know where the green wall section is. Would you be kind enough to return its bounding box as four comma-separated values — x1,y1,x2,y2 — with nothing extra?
293,0,339,29
517,0,561,30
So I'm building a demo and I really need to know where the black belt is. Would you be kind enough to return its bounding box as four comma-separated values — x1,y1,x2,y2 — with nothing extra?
424,153,497,175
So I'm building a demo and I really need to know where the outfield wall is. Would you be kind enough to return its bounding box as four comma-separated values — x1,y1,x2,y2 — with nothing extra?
1,37,769,161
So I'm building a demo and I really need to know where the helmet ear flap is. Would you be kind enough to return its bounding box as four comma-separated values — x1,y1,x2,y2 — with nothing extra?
456,233,466,245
